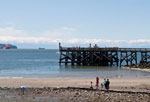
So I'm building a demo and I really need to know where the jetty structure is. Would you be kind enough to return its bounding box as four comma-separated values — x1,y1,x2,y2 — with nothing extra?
59,43,150,67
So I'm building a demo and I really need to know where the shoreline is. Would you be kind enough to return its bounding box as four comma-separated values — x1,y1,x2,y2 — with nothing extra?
125,67,150,73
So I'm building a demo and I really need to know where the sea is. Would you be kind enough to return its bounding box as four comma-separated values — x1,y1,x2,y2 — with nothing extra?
0,49,150,78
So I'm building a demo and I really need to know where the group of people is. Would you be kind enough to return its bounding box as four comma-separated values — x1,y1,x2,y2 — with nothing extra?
90,77,110,90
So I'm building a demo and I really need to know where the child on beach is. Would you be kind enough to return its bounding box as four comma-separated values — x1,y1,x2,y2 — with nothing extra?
90,81,93,89
101,83,104,89
104,78,106,84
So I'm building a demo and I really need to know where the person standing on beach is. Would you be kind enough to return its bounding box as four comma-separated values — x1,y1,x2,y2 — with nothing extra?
21,86,26,95
104,78,106,84
96,77,99,89
105,79,110,91
101,83,104,89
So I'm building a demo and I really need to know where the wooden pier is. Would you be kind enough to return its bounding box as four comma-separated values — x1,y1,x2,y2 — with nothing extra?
59,43,150,67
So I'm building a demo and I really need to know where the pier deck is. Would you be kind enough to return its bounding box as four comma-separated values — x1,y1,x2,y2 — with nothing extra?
59,44,150,66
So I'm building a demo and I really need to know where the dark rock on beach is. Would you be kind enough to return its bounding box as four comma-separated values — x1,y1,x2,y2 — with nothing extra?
139,62,150,68
130,62,150,69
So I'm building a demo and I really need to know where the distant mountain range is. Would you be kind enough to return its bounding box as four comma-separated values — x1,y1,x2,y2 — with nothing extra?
0,44,17,49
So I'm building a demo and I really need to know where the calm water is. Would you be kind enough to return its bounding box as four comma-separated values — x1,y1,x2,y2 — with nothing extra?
0,49,150,78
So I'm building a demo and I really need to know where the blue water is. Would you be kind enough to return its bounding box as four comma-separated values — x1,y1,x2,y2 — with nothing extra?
0,49,150,78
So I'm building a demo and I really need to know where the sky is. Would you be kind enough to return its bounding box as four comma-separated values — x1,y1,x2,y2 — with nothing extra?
0,0,150,49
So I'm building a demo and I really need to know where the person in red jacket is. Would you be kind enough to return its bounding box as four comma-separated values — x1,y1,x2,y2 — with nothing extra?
96,77,99,89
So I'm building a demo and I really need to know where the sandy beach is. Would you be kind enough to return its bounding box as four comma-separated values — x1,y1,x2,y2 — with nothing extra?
0,76,150,102
0,76,150,91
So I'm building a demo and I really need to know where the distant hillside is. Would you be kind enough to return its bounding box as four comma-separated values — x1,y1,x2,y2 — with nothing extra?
0,44,17,49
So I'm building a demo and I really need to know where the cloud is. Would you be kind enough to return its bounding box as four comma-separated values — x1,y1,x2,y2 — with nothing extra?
0,26,150,48
0,26,77,38
0,27,26,37
61,27,76,32
42,27,77,38
1,36,150,48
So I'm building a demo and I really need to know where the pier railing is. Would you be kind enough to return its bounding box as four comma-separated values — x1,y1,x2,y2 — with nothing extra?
60,47,150,52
